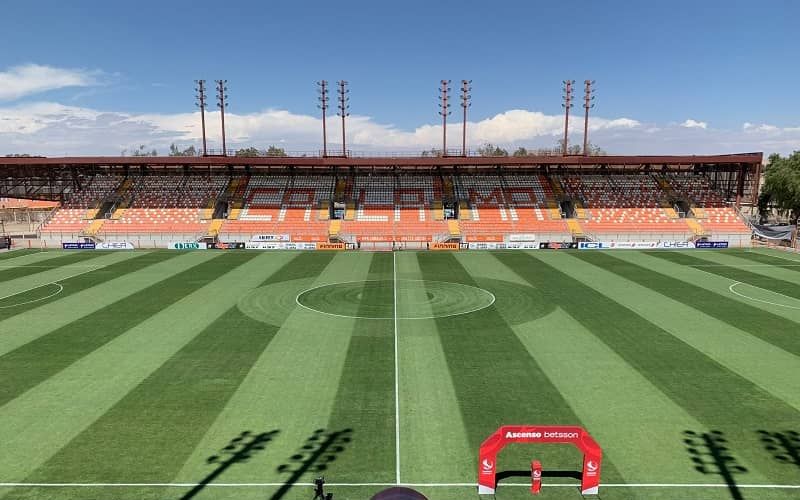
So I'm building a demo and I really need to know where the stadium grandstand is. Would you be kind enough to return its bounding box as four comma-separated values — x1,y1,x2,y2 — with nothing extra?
0,152,759,249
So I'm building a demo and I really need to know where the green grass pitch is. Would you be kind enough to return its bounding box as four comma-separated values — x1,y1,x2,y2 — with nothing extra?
0,247,799,500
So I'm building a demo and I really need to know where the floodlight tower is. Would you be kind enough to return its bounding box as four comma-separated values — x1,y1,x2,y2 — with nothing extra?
216,80,229,156
583,80,595,156
317,80,329,157
439,80,451,155
562,80,575,155
337,80,349,157
195,80,208,156
460,80,472,157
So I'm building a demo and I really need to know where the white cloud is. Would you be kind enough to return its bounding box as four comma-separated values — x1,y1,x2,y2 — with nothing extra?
0,101,798,157
680,119,708,129
0,64,99,101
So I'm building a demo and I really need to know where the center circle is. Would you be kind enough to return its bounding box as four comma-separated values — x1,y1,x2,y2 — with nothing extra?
295,279,495,320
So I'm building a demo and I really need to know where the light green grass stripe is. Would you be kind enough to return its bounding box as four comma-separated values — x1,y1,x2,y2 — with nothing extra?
0,252,288,484
0,251,136,299
0,249,59,264
541,251,800,413
748,248,800,263
171,252,372,485
686,250,800,285
612,251,800,324
396,252,473,483
455,253,716,484
0,252,216,358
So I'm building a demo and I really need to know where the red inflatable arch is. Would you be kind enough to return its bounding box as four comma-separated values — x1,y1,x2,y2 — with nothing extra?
478,425,602,495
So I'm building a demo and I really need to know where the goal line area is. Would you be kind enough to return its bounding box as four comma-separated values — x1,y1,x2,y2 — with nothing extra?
1,482,798,489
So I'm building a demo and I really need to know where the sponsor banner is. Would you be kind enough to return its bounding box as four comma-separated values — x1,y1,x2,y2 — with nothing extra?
168,242,207,250
468,242,507,250
505,242,539,249
399,235,431,242
508,233,537,242
431,242,459,250
62,242,96,250
218,242,246,250
658,241,695,249
578,241,658,250
696,240,729,249
250,234,290,242
291,234,327,242
467,234,504,242
317,242,345,250
96,241,135,250
539,242,578,249
357,235,394,242
246,242,282,250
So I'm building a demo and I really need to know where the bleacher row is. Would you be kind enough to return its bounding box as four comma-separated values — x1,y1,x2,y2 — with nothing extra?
39,172,750,240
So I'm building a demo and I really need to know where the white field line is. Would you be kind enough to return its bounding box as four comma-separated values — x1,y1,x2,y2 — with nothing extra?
0,283,63,309
691,264,800,267
0,264,106,269
0,482,798,489
728,281,800,310
393,251,400,485
0,266,104,301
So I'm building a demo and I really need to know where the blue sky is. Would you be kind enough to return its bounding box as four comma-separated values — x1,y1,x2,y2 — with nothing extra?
1,0,798,155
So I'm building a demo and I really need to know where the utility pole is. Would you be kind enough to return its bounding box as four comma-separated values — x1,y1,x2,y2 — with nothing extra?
216,80,228,156
337,80,349,157
439,80,451,155
583,80,595,156
195,80,208,156
317,80,329,157
562,80,575,155
460,80,472,157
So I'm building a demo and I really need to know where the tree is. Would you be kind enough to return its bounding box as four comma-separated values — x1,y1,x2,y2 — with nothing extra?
476,143,508,157
759,152,800,224
420,148,443,157
265,145,287,157
512,147,529,157
235,147,261,157
125,145,157,157
169,143,197,156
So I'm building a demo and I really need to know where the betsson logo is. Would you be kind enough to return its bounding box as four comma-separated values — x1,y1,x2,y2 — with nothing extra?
504,431,579,440
481,459,494,474
586,460,599,476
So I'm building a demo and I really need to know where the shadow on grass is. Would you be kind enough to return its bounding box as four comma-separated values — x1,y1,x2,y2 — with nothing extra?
496,469,582,483
758,430,800,469
179,430,279,500
684,430,748,500
270,428,353,500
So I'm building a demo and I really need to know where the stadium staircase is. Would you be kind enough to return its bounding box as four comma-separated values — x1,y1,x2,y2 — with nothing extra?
447,219,461,237
686,217,708,237
458,200,471,220
566,218,584,237
207,219,224,237
329,219,341,237
544,176,564,219
318,200,330,220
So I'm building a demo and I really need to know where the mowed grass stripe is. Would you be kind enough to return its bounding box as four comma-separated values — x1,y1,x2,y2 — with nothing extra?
0,249,40,261
15,254,302,495
0,252,218,358
0,251,106,282
396,253,473,482
575,252,800,357
0,252,280,486
0,251,173,320
727,249,800,270
648,251,800,300
0,252,213,409
683,250,800,286
325,252,395,483
510,251,800,483
170,252,362,486
459,253,706,484
416,252,624,481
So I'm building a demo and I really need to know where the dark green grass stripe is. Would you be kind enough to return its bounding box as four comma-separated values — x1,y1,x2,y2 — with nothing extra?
0,251,110,282
503,251,800,483
0,251,180,321
0,253,256,410
326,253,395,482
724,250,800,271
0,249,39,261
574,252,800,357
648,251,800,300
18,252,336,492
417,252,624,481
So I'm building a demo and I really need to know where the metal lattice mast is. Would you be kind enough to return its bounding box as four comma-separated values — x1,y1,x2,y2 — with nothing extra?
583,80,595,156
317,80,329,157
439,80,451,155
337,80,349,157
562,80,575,155
216,80,228,156
460,80,472,157
195,80,208,156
